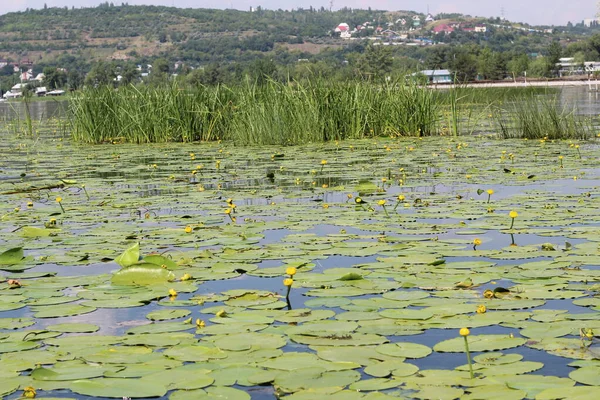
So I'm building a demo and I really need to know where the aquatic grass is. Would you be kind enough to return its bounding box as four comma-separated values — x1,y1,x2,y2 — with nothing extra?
69,79,443,144
493,96,593,140
69,83,233,143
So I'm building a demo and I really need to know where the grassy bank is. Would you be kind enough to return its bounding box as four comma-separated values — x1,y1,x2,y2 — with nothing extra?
68,81,591,145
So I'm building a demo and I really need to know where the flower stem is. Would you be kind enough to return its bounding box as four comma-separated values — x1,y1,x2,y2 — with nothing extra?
464,336,474,379
382,205,390,218
509,218,515,230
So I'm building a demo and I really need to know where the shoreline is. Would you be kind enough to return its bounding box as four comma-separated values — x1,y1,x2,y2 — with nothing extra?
430,79,600,89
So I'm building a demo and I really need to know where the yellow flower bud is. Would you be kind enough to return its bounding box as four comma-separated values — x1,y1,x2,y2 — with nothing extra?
181,273,192,281
283,278,294,287
460,327,470,337
286,267,297,276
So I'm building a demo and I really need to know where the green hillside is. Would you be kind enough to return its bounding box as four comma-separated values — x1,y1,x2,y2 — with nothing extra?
0,3,599,91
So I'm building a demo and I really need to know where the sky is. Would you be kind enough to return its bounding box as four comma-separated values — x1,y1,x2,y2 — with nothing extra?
0,0,596,26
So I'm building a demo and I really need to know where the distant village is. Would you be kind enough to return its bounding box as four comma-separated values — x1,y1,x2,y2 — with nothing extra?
0,59,66,100
331,13,554,44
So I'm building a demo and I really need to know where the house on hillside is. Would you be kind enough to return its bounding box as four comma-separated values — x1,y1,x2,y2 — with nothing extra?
433,24,454,34
413,69,453,84
474,25,487,33
425,13,435,22
334,23,352,38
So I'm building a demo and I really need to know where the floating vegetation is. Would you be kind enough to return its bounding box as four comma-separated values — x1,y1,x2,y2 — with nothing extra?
0,126,600,399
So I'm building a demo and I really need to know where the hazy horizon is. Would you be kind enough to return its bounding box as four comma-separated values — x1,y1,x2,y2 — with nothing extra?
0,0,596,26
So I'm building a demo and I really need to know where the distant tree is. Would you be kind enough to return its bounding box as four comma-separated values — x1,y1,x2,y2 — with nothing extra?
450,48,477,82
85,61,117,87
424,47,449,70
67,70,84,90
0,64,14,76
528,57,548,78
153,58,169,74
120,63,140,85
250,58,277,85
507,54,529,79
42,67,67,89
545,41,562,77
358,44,393,80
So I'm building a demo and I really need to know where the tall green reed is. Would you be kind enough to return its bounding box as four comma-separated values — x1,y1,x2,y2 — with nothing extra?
493,96,592,140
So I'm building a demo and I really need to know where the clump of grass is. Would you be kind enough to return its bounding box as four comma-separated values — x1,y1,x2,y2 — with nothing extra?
494,97,592,140
69,83,233,143
69,79,443,145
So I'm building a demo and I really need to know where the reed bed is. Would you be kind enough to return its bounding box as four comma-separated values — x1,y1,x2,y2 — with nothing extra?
69,80,441,145
68,81,587,145
493,97,593,140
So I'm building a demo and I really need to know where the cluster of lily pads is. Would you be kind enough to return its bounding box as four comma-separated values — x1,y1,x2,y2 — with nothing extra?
0,128,599,399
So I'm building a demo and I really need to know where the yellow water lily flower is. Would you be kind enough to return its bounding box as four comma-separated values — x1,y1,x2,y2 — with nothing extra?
216,309,227,318
196,319,205,328
168,288,177,297
509,210,518,219
181,273,192,281
473,238,482,246
283,278,294,287
23,386,36,398
286,267,297,276
460,327,470,337
476,305,486,314
184,226,192,233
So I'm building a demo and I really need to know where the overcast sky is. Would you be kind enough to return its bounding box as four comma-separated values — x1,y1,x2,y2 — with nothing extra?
0,0,596,26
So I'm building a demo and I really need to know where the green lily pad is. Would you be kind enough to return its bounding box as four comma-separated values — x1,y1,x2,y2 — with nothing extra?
69,378,167,398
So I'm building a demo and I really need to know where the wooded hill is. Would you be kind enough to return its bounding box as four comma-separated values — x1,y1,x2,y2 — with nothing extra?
1,3,599,91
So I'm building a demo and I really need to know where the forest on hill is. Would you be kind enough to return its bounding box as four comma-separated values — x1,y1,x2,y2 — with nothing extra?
1,3,600,92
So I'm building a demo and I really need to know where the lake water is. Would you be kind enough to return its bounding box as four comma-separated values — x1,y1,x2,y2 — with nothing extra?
0,89,599,399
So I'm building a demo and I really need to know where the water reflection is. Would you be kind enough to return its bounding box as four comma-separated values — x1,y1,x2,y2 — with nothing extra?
0,99,68,121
